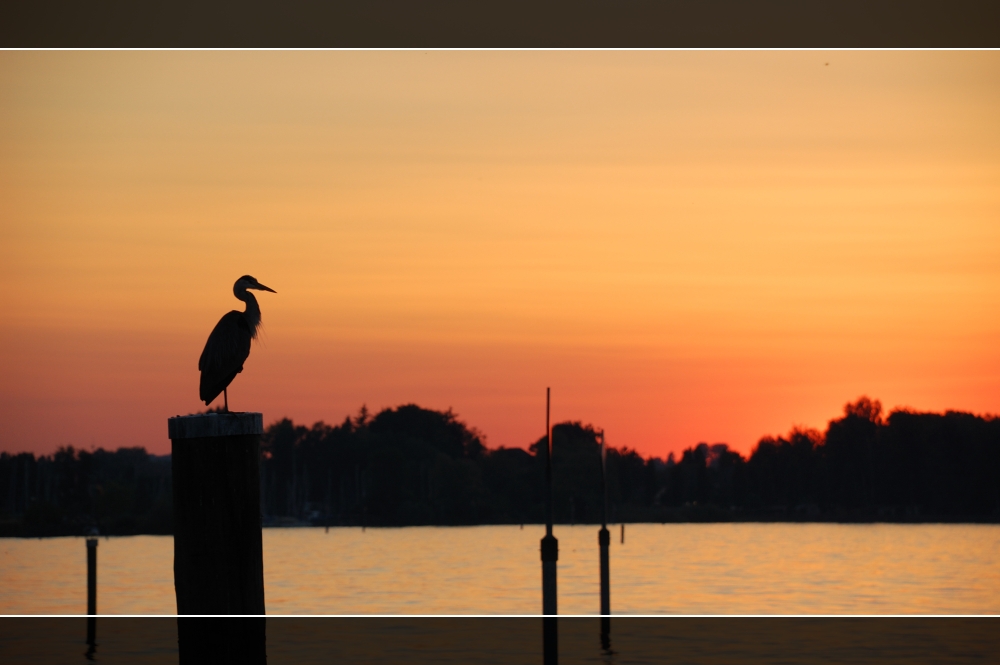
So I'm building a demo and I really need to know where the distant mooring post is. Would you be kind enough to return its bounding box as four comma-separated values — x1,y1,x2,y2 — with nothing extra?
169,412,266,614
541,388,558,665
86,535,97,615
86,534,97,650
598,430,611,648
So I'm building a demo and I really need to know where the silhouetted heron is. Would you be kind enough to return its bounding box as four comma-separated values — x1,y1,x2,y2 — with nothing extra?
199,275,276,411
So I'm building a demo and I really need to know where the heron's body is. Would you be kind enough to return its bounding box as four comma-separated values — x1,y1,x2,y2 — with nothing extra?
198,276,276,409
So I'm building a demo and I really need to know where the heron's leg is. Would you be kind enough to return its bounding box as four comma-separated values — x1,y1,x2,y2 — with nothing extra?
224,387,229,412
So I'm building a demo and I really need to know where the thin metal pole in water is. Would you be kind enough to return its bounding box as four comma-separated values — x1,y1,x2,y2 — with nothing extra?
545,388,553,539
541,387,558,617
598,430,611,651
598,430,610,617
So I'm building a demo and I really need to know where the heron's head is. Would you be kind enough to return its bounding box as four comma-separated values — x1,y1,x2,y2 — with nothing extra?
234,275,277,295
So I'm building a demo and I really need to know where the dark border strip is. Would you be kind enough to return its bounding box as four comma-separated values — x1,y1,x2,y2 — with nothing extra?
1,617,997,664
1,0,998,48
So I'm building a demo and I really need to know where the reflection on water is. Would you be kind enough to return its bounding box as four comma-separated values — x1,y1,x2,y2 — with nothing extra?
2,617,998,665
85,617,96,660
1,524,998,614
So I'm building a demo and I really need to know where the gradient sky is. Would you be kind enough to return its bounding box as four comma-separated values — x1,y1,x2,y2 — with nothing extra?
1,51,998,458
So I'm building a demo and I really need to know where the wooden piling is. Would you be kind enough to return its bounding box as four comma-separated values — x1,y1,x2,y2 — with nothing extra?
176,617,266,665
168,412,265,615
86,536,97,650
86,537,97,616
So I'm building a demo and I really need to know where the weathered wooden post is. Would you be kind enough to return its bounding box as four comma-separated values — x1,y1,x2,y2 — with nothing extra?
169,412,266,614
86,536,98,615
168,412,266,665
86,535,97,650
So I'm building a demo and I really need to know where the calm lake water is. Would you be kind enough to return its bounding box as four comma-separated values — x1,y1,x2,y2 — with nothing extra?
2,524,999,615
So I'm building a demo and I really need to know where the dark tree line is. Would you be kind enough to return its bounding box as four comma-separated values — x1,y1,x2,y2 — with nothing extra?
0,446,172,536
2,397,998,535
659,397,1000,521
257,404,657,527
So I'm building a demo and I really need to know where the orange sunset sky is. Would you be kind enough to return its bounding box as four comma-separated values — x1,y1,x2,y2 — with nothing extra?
1,51,998,459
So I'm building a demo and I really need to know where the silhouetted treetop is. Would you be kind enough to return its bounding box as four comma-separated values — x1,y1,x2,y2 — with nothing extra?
843,396,883,424
369,404,485,460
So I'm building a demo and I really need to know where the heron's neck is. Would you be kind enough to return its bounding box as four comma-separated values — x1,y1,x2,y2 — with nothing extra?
235,288,262,339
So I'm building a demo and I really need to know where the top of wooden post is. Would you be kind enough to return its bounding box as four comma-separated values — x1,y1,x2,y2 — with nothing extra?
168,412,264,440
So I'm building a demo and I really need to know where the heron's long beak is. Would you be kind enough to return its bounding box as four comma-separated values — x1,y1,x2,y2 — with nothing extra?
253,283,277,293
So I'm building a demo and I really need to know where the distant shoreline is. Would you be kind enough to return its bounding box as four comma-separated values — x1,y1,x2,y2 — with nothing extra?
4,513,999,538
5,400,998,538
